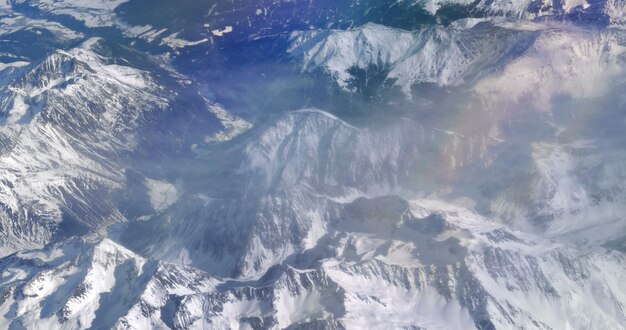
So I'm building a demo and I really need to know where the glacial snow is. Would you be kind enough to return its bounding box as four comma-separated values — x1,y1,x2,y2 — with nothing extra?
144,178,178,212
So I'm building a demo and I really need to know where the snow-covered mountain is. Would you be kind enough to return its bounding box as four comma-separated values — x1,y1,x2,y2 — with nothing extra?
2,196,624,329
112,105,626,328
289,21,537,95
0,0,624,329
0,35,236,256
0,236,219,329
290,20,626,103
10,0,129,27
116,109,493,278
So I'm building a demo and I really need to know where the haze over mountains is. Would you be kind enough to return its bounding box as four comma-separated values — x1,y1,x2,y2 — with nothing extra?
0,0,624,329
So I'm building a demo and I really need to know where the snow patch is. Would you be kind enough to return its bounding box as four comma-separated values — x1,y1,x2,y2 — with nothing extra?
211,26,233,37
144,178,178,212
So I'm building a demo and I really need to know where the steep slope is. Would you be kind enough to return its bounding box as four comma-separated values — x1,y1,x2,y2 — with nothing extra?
195,197,626,329
119,109,494,279
3,196,624,329
0,0,624,328
290,21,626,104
0,237,219,329
0,36,231,256
472,27,626,112
289,21,537,95
119,97,626,278
0,38,161,254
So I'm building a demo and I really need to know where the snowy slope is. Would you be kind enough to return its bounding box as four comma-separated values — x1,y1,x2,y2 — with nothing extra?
0,38,166,254
291,21,626,103
0,36,236,256
11,0,129,27
0,237,219,329
1,197,624,329
112,100,626,328
0,0,623,328
118,109,494,279
472,28,626,112
290,22,536,95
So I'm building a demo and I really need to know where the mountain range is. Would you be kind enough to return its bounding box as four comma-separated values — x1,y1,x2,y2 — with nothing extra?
0,0,624,329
